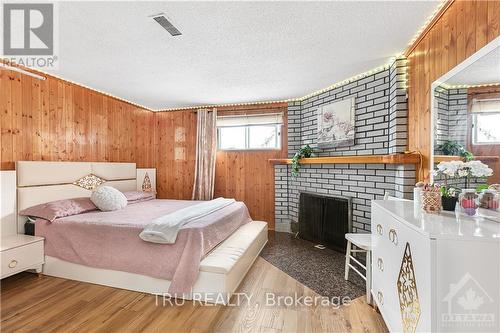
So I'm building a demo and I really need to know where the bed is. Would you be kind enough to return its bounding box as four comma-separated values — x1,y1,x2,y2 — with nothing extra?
16,161,268,304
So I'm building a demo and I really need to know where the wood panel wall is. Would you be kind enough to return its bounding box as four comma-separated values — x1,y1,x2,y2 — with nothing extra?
214,103,288,230
407,0,500,180
0,69,155,170
153,103,288,229
154,110,197,200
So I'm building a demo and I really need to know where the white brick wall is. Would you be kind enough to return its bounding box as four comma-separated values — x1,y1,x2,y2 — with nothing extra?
275,163,415,233
433,85,468,153
275,58,414,233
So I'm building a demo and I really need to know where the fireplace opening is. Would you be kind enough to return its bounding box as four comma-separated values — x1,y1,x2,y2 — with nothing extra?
298,192,352,253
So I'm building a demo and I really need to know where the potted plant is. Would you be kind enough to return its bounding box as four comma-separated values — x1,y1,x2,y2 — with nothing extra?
437,140,474,161
291,145,313,177
440,186,459,211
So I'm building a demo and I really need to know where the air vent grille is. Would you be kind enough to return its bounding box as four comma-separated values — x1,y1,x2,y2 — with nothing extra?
153,15,182,37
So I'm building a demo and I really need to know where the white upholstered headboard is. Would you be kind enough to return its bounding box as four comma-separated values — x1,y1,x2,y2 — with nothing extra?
16,161,136,233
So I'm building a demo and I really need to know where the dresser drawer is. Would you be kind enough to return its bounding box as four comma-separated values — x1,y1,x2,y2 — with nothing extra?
372,203,432,333
1,241,44,278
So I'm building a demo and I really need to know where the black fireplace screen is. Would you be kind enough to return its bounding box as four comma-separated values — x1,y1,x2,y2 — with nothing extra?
298,192,352,253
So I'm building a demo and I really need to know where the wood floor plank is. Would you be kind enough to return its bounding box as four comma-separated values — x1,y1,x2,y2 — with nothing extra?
0,258,388,333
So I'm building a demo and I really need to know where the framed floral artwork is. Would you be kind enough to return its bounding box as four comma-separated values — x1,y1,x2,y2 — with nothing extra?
317,97,355,148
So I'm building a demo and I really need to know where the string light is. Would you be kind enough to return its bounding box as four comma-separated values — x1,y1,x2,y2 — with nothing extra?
4,0,447,113
440,83,500,90
161,56,406,112
405,0,447,51
160,99,293,112
0,59,154,111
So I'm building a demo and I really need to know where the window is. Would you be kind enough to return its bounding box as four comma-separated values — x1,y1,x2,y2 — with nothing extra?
471,98,500,145
217,113,283,150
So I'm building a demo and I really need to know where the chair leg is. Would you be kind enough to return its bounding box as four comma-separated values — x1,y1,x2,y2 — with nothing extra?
366,250,372,304
344,240,351,280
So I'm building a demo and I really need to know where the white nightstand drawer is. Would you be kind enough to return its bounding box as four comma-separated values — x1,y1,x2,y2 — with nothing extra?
1,241,44,278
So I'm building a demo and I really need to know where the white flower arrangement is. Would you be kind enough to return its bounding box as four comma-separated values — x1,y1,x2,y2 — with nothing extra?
434,160,493,189
466,160,494,178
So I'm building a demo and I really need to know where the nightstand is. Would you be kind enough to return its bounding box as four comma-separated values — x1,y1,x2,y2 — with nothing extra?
1,235,44,279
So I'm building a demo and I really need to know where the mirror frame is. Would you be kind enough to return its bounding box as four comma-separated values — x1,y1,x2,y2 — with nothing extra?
429,35,500,183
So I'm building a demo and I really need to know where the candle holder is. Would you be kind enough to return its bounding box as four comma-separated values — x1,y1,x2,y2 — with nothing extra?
421,191,442,214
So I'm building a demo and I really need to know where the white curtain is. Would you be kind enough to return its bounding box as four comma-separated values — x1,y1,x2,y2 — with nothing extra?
192,108,217,200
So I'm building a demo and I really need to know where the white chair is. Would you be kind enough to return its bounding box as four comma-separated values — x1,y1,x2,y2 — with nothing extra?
344,193,408,304
344,233,372,303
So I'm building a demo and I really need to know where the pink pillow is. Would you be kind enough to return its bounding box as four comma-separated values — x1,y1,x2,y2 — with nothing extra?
19,197,97,222
123,191,155,204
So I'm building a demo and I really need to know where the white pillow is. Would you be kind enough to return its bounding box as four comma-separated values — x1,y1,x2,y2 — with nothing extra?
90,186,127,211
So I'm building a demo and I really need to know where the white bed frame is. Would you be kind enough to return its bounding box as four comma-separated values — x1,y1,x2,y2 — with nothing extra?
16,161,268,304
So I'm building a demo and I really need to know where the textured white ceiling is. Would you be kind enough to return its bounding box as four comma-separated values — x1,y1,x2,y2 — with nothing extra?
446,47,500,86
48,1,439,110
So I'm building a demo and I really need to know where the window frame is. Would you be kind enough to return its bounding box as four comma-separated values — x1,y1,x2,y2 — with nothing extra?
217,123,282,151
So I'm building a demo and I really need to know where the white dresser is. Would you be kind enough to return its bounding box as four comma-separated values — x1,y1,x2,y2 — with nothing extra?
371,200,500,333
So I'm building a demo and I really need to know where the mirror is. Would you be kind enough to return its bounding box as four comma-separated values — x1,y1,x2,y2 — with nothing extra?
431,36,500,185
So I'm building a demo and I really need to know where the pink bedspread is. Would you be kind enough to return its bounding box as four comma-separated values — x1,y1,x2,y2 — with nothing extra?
35,199,251,293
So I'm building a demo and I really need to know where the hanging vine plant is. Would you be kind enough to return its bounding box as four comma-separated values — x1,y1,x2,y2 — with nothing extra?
291,145,313,177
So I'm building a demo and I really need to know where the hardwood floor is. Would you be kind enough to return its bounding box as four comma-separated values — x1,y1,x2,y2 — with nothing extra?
0,258,388,332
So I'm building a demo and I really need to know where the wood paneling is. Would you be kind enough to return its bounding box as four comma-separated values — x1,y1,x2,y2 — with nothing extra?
2,66,285,229
154,103,288,229
214,103,288,230
154,110,197,200
406,0,500,181
0,69,155,170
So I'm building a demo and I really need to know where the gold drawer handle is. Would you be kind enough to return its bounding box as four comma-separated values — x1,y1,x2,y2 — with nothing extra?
376,224,383,235
8,260,18,268
377,258,384,271
377,291,384,305
388,229,398,245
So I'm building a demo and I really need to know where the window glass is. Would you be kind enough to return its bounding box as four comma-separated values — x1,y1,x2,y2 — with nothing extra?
218,127,246,150
217,125,281,150
474,113,500,144
248,125,279,149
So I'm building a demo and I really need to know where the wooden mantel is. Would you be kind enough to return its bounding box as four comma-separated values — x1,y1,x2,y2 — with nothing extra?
269,153,422,165
434,155,499,163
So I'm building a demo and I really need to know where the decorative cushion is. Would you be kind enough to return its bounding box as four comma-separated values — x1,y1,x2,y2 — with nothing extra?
122,191,155,204
19,198,98,222
90,186,128,211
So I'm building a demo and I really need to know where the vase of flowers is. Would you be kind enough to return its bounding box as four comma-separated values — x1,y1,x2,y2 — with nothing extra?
433,160,493,214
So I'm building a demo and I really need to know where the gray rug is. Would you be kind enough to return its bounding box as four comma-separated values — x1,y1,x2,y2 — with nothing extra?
260,231,366,301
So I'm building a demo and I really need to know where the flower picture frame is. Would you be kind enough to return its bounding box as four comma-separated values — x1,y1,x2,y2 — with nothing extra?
317,97,355,148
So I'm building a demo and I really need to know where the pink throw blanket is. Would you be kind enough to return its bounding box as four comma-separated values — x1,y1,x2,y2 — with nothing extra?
35,199,251,293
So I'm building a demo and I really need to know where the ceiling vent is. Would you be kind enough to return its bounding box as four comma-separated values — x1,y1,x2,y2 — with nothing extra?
152,14,182,37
